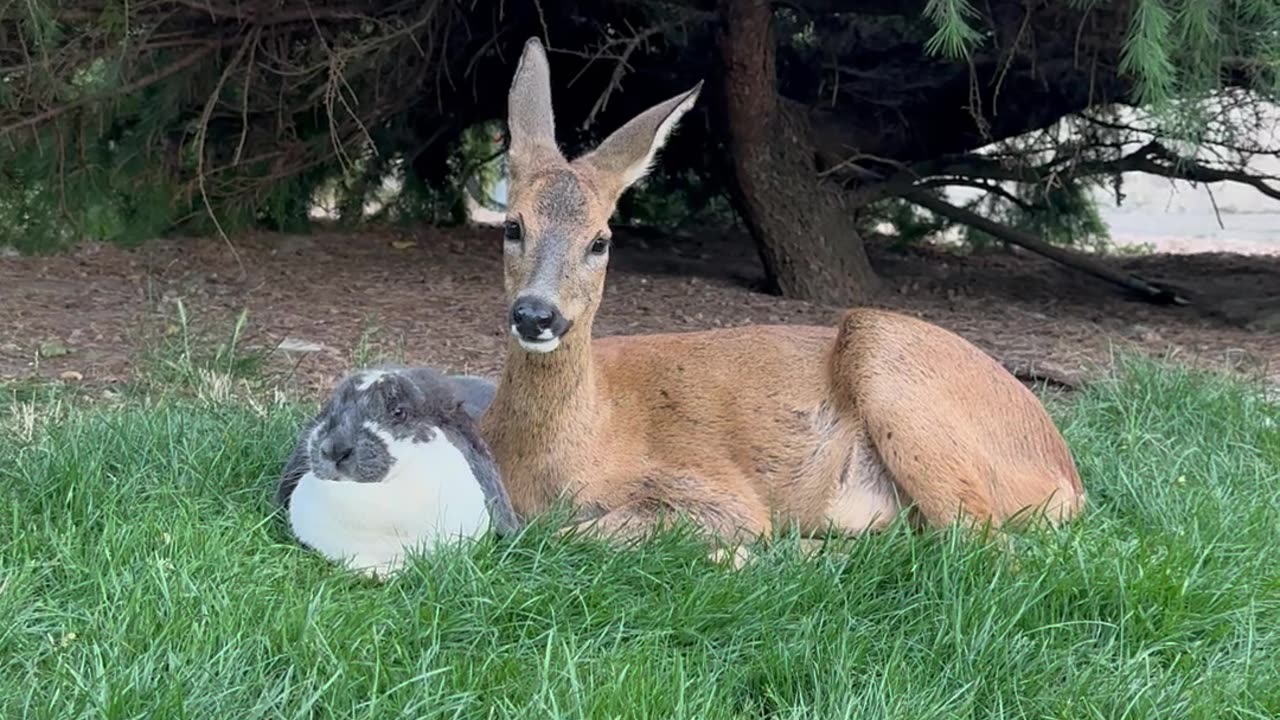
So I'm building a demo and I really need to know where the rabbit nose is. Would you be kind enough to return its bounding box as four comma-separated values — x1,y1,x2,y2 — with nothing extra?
319,437,354,468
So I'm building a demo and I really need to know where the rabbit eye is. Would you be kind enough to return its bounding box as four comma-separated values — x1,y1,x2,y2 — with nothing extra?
390,406,407,422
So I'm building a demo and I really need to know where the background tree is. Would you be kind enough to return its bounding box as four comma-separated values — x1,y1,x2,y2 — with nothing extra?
1,0,1278,303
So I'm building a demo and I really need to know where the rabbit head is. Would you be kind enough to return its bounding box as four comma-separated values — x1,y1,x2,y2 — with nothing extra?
306,367,471,484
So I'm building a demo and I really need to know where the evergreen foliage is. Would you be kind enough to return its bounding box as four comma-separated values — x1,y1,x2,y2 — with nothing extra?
0,0,1277,255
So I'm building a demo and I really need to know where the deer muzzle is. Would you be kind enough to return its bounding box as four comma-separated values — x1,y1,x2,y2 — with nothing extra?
509,295,572,353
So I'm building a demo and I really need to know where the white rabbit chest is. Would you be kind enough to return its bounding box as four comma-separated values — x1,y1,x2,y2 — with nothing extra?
288,423,490,577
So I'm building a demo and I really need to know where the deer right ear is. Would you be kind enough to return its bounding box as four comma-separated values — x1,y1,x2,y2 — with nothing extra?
507,37,563,180
575,81,702,200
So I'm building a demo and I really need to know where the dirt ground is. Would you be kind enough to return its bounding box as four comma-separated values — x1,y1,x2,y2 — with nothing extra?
2,223,1279,399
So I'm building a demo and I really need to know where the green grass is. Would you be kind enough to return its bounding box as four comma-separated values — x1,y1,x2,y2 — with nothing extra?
1,359,1278,718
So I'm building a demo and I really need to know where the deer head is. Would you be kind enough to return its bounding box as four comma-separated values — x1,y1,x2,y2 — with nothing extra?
500,36,702,354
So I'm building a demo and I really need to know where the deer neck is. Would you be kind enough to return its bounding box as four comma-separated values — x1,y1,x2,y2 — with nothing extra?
482,322,601,515
484,322,599,459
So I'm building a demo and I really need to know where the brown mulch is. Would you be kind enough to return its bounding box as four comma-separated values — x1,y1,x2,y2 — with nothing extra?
2,223,1278,399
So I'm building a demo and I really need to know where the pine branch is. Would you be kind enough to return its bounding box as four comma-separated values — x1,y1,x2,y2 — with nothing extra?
842,139,1280,204
1127,141,1280,202
1058,142,1273,198
168,0,398,25
0,1,403,24
915,177,1037,212
0,42,223,137
906,190,1191,305
547,15,700,130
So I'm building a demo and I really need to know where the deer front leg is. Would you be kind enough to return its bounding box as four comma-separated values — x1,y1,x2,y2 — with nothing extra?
560,500,673,540
557,468,771,569
560,503,757,570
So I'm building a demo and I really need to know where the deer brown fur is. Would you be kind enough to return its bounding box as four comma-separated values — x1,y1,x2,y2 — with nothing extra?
478,37,1085,553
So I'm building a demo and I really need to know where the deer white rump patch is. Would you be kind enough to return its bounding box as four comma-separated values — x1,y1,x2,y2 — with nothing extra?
288,423,490,577
825,439,903,534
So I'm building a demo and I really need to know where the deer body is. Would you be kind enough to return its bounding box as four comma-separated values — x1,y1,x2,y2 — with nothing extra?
480,38,1084,548
485,316,1082,542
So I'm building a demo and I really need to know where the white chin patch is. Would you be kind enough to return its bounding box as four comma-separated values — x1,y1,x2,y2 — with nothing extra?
511,326,561,354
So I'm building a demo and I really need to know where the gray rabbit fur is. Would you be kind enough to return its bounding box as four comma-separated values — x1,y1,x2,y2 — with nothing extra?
446,373,498,423
275,365,519,577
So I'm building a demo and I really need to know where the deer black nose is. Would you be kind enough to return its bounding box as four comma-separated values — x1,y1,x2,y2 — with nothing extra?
510,296,567,342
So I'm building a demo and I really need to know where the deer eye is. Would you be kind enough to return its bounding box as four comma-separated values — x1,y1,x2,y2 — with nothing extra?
589,236,610,255
503,220,522,243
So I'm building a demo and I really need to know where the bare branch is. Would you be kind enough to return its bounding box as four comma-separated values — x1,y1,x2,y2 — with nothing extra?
915,177,1037,212
194,32,255,275
547,13,703,130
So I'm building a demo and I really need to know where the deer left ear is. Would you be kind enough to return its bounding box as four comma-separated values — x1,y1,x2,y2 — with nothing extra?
507,36,565,181
576,81,703,197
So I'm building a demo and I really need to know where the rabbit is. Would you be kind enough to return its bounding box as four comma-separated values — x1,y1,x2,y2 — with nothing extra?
274,365,520,578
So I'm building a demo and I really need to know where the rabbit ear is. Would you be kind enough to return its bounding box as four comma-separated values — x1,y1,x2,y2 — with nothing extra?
440,424,521,535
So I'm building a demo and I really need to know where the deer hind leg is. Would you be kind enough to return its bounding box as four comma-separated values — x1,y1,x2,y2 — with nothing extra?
856,400,1083,532
829,312,1084,533
862,427,999,531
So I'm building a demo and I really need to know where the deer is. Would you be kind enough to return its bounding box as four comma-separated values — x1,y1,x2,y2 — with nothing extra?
477,37,1085,561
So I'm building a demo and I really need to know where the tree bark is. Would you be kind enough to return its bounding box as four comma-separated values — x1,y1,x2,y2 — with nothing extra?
717,0,880,305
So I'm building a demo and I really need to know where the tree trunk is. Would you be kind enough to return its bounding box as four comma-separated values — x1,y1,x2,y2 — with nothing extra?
716,0,880,305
